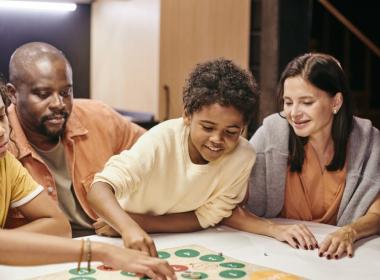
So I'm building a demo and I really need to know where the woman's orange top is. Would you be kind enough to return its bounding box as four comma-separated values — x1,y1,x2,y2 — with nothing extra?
280,143,347,225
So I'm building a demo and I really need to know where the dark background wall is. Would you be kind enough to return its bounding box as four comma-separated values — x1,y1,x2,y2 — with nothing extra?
0,4,90,98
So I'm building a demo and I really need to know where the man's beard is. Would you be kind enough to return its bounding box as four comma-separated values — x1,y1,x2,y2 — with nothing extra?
37,112,69,140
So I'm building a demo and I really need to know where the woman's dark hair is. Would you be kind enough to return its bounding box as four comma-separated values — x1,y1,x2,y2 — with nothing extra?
183,58,259,124
278,53,354,172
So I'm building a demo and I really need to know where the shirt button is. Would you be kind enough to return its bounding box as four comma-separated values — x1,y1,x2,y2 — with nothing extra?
47,186,54,193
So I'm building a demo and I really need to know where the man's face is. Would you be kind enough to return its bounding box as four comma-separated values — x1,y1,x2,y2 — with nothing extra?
12,57,73,140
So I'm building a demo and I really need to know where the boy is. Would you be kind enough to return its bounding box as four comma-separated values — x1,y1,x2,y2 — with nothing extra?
88,58,259,256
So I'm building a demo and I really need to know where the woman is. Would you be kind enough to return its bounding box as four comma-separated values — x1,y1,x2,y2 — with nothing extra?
224,53,380,259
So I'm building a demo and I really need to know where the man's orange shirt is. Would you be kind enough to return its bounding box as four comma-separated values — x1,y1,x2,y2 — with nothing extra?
7,99,145,221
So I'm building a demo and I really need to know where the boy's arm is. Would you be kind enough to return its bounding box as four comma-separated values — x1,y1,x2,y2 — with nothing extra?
87,182,157,256
128,211,202,233
13,191,71,238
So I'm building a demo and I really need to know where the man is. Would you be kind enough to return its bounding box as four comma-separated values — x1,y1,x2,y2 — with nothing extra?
6,42,145,236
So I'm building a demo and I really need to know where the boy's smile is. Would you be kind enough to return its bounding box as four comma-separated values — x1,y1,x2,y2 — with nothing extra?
184,103,244,164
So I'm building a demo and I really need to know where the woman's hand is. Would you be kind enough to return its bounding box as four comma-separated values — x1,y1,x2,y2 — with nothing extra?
319,226,357,259
121,226,158,257
271,223,319,250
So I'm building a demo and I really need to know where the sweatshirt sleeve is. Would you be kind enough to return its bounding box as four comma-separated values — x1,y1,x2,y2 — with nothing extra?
194,153,256,228
92,128,158,200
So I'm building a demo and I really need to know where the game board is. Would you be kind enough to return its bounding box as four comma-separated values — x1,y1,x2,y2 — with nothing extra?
29,245,304,280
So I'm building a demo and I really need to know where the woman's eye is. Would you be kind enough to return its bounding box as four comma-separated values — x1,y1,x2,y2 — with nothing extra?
202,126,213,131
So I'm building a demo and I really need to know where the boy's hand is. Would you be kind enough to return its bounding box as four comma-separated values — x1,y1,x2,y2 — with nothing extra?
121,226,158,257
93,218,120,237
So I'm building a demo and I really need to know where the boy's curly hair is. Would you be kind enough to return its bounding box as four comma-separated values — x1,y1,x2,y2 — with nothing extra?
183,58,259,124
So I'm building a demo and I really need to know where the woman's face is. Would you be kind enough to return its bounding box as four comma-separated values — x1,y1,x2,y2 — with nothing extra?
0,96,10,158
282,76,342,141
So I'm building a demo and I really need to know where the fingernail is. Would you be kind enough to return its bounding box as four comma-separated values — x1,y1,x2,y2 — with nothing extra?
349,254,353,258
327,254,331,259
315,244,319,249
319,253,323,257
304,245,308,250
309,245,313,250
334,255,338,259
296,245,299,249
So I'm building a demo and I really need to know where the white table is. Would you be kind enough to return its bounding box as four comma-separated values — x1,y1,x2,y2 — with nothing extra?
1,220,379,280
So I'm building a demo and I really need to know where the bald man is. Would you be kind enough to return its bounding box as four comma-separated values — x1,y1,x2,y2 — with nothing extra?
6,42,145,236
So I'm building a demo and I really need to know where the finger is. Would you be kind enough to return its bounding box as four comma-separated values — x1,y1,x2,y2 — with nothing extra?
291,230,308,250
318,236,331,256
325,239,340,259
148,240,158,257
132,242,151,256
346,243,354,258
334,243,347,259
299,225,318,249
284,236,300,248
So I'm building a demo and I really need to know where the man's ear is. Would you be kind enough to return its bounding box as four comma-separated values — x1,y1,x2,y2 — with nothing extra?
6,83,17,105
183,111,191,126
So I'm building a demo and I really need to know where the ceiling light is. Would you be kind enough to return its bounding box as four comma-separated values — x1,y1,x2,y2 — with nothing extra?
0,1,77,12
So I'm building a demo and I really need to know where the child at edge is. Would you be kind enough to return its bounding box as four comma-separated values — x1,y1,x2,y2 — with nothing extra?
88,58,259,256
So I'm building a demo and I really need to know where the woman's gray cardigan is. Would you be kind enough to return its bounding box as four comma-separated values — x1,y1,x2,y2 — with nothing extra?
247,113,380,226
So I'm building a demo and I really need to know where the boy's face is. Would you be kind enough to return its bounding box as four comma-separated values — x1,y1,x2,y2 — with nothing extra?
184,103,244,164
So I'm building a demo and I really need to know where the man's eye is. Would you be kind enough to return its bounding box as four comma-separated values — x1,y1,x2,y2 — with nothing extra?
36,91,51,98
60,88,72,97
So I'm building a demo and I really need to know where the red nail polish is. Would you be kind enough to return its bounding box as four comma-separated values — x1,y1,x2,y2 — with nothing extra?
349,254,353,258
327,255,331,259
319,253,323,257
334,255,338,259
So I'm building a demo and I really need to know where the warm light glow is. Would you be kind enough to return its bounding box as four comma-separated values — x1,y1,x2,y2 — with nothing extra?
0,1,77,12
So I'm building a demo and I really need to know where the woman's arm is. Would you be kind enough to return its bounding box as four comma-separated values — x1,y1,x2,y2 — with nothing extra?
319,193,380,259
0,230,176,280
87,182,157,256
13,190,71,238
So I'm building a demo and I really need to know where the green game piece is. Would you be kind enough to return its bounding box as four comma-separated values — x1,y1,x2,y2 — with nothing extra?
219,269,247,278
69,268,96,276
120,271,136,277
199,254,225,262
175,248,200,258
69,277,96,280
158,251,171,259
139,277,151,280
220,262,245,268
181,271,208,279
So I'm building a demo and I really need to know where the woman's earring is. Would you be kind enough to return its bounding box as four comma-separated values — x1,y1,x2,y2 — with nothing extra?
333,109,337,114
